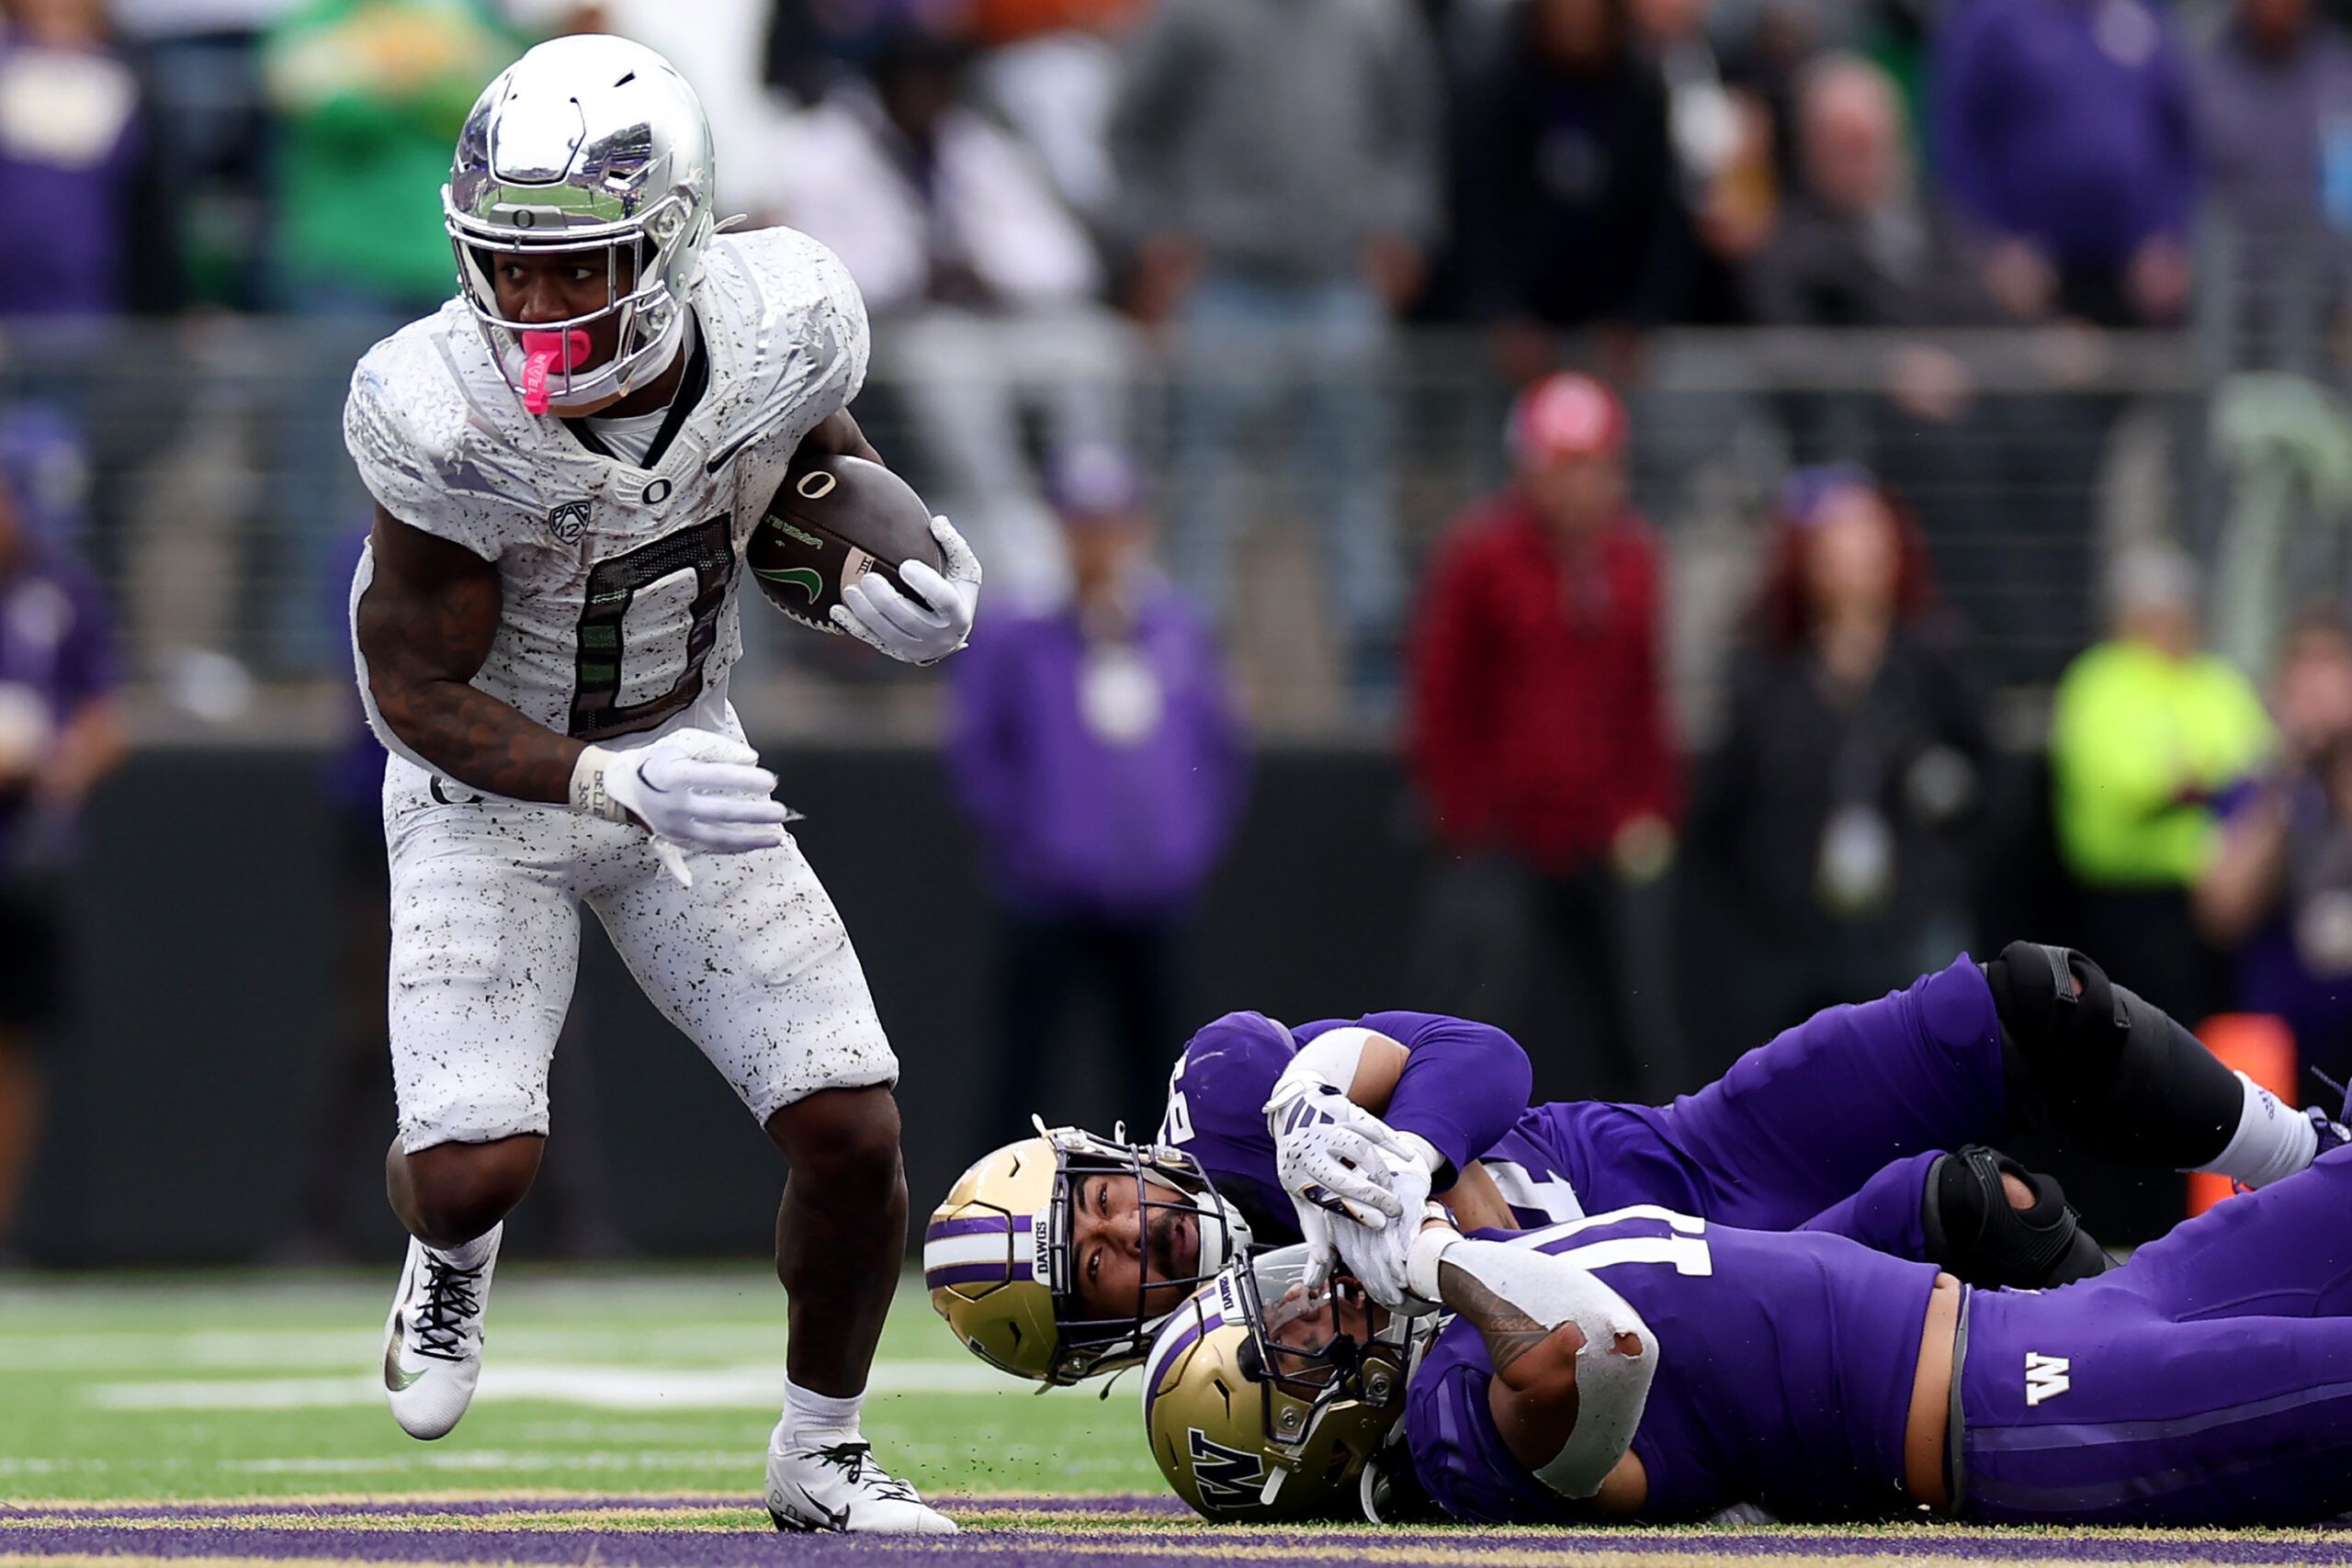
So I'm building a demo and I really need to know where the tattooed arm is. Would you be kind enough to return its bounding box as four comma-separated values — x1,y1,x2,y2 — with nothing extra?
356,504,585,803
1415,1220,1657,1505
1441,1255,1598,1472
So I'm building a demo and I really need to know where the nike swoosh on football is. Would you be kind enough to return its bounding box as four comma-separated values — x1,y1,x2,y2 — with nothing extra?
752,566,825,602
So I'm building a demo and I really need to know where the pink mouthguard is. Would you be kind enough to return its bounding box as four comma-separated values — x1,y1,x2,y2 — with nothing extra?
520,330,594,414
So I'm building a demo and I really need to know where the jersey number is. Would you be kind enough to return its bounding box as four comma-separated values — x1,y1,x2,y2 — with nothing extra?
1523,1207,1715,1278
570,516,736,740
1159,1055,1194,1145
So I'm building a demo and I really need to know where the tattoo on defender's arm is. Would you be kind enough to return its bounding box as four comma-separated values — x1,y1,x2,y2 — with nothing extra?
358,515,586,804
1440,1259,1560,1378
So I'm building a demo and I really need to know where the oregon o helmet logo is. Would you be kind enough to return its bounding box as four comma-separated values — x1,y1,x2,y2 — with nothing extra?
513,209,537,228
797,471,838,500
642,478,673,504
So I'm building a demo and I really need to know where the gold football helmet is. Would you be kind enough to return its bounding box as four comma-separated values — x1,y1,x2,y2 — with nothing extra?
1141,1247,1423,1522
926,1122,1252,1385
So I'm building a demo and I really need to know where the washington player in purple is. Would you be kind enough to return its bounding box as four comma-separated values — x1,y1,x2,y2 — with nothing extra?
1135,945,2327,1300
932,941,2346,1390
1399,1147,2352,1527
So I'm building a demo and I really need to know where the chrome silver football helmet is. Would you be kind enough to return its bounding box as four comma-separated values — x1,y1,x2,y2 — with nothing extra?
443,34,716,415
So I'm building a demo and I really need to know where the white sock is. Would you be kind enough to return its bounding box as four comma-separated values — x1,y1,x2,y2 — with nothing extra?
2193,1072,2318,1189
783,1378,864,1438
428,1228,497,1270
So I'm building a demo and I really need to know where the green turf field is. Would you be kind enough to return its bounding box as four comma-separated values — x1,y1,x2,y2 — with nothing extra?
8,1268,2349,1566
0,1265,1149,1504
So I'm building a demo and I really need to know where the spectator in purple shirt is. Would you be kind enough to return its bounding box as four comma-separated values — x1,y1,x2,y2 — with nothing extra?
0,0,148,319
0,405,126,1257
947,445,1249,1136
1934,0,2198,327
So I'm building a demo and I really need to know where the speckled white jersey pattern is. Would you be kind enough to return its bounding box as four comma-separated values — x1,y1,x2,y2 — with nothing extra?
345,227,897,1151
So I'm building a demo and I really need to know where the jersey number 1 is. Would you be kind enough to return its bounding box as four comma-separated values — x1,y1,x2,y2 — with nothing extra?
1526,1208,1715,1278
570,517,735,740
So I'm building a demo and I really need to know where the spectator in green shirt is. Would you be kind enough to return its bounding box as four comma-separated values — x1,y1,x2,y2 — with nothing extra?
2050,544,2273,1020
265,0,526,312
256,0,526,672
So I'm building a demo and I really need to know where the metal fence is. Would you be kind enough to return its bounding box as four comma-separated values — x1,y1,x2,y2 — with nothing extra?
3,313,2344,742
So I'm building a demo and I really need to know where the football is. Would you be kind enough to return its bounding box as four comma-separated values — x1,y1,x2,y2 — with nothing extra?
747,455,944,633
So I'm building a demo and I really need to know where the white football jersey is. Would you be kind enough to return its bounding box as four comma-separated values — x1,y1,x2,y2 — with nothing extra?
345,226,868,776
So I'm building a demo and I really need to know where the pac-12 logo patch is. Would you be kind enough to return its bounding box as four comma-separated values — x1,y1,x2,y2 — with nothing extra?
547,501,590,544
1187,1429,1266,1506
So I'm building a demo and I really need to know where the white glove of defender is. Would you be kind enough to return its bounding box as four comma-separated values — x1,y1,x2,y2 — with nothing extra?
1265,1074,1421,1228
571,729,787,888
832,514,981,665
1329,1146,1433,1310
1289,1196,1340,1295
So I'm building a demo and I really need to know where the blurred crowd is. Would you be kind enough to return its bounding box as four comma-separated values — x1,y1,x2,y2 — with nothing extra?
8,0,2347,336
6,0,2352,681
21,0,2352,1250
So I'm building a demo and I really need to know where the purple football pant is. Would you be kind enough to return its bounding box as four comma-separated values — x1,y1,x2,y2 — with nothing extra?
1960,1143,2352,1525
1556,956,2008,1260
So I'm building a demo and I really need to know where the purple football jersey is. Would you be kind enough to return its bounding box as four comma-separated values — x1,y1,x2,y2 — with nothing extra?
1157,959,2009,1266
1157,1011,1589,1246
1408,1212,1939,1523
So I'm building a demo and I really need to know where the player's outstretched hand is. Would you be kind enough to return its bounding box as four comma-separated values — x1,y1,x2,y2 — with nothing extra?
832,514,981,665
1265,1075,1419,1228
573,728,788,887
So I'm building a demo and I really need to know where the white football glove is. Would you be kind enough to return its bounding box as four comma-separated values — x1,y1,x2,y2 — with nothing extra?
571,728,787,888
1289,1194,1341,1295
1265,1073,1420,1228
1329,1147,1433,1310
831,514,981,665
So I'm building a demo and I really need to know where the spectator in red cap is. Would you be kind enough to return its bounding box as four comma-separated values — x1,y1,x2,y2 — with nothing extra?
1405,373,1688,1101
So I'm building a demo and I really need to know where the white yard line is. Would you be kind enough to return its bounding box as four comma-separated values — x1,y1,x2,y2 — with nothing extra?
0,1325,804,1374
218,1451,754,1475
84,1359,1030,1412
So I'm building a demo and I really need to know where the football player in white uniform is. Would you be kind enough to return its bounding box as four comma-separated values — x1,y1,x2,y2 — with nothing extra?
345,35,975,1535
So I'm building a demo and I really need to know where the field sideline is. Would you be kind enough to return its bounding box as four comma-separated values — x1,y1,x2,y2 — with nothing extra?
5,1269,2346,1567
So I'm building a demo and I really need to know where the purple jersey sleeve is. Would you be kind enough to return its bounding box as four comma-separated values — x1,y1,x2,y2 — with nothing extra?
1166,1010,1561,1242
1351,1011,1533,1179
1411,1315,1588,1524
1159,1012,1304,1243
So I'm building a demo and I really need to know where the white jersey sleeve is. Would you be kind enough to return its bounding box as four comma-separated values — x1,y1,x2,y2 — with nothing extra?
695,227,871,480
343,306,545,562
798,229,872,412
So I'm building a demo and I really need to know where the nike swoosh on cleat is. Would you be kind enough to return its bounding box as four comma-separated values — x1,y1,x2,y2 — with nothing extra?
384,1315,425,1393
767,1485,849,1533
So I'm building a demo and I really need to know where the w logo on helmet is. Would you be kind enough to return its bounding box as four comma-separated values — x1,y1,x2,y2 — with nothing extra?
1188,1429,1266,1507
